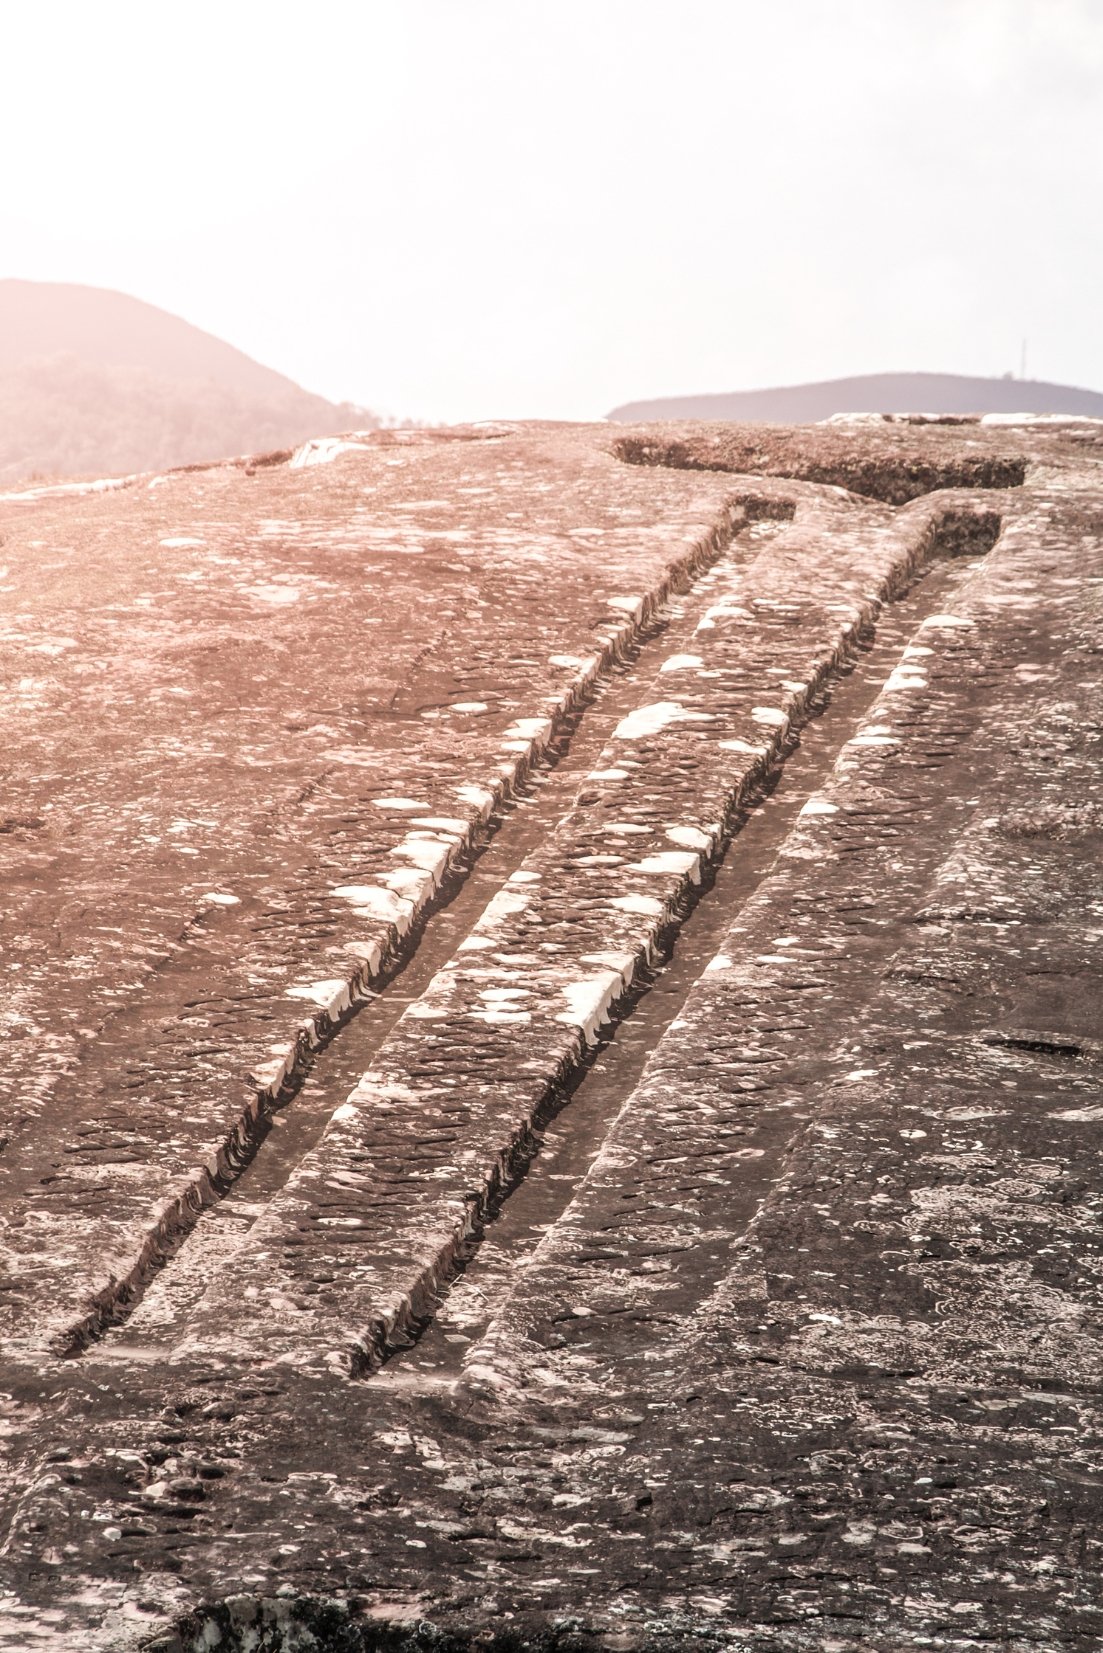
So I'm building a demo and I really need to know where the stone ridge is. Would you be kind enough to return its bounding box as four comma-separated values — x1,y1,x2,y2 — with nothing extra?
0,419,1099,1652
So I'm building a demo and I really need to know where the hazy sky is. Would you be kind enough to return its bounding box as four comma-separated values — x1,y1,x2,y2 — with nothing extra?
3,0,1101,422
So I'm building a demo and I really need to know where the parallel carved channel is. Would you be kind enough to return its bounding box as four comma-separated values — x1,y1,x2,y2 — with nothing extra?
85,495,1004,1371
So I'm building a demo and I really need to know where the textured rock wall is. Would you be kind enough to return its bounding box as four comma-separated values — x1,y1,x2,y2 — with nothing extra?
0,419,1099,1651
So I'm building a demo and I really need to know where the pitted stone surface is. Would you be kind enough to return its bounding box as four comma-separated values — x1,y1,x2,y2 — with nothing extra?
0,419,1100,1651
171,491,999,1377
0,427,749,1357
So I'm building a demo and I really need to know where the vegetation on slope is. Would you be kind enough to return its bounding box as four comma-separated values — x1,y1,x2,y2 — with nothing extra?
0,281,376,482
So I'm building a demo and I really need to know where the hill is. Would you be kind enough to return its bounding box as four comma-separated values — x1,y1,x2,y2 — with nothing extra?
0,280,376,482
608,370,1103,424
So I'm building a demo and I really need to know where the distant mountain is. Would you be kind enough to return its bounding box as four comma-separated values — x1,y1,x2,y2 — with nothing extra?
0,280,377,483
608,372,1103,425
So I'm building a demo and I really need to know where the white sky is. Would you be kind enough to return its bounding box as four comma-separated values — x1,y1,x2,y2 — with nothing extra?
2,0,1100,423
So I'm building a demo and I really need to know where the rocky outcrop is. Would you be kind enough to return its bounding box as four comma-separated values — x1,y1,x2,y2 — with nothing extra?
0,418,1099,1650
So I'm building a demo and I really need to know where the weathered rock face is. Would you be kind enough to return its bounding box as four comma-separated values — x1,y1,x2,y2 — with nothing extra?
0,419,1100,1651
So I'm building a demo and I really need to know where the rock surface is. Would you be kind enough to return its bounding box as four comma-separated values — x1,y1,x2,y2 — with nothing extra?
0,418,1100,1650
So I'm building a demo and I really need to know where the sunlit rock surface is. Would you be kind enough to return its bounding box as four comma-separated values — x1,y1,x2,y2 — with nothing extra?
0,419,1100,1650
